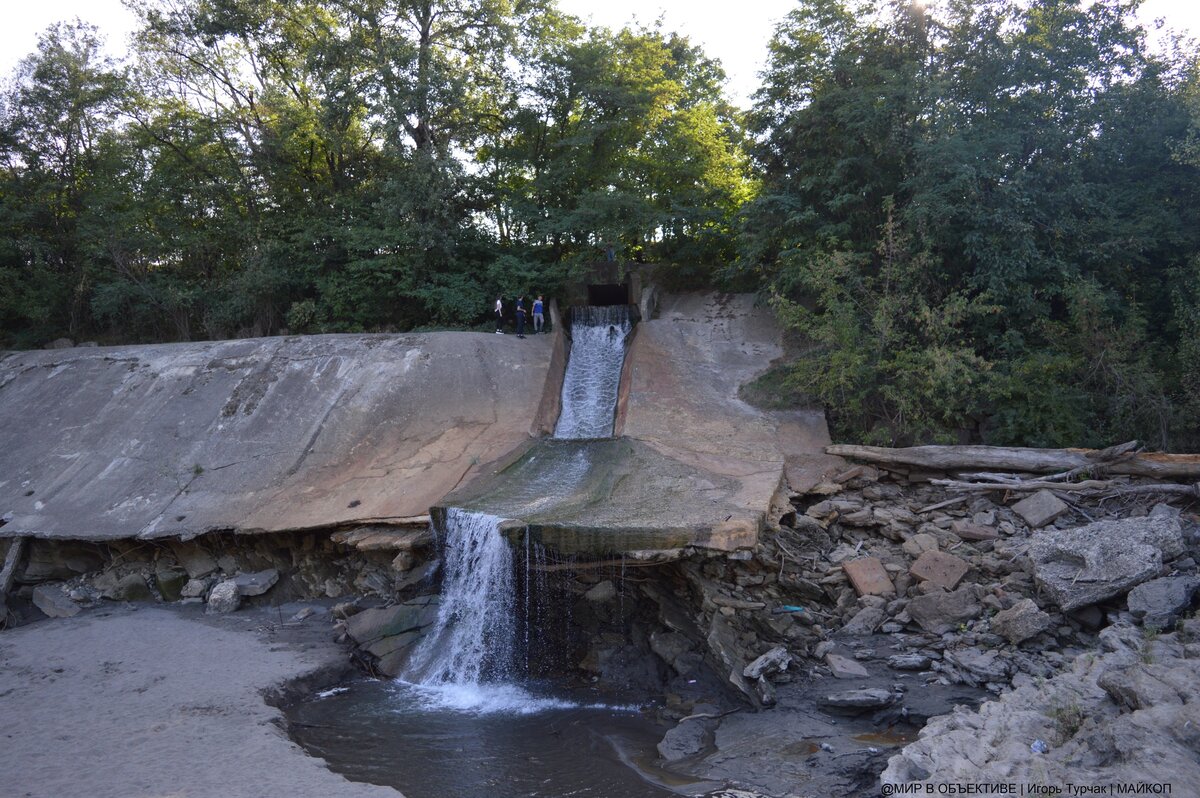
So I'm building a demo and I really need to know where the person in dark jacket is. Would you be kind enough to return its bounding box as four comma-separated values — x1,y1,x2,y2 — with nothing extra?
515,296,527,339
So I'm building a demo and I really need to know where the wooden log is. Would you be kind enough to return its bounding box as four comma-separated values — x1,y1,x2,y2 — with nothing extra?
825,442,1200,480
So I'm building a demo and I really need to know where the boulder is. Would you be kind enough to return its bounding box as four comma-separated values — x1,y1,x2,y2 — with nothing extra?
1127,576,1200,630
346,597,440,645
205,580,240,614
1011,490,1068,528
180,578,209,599
584,580,617,602
990,598,1053,644
649,630,694,670
657,717,715,761
1028,517,1184,611
232,569,279,597
96,572,155,602
395,558,440,592
907,586,982,634
32,584,80,618
169,543,219,579
154,563,189,601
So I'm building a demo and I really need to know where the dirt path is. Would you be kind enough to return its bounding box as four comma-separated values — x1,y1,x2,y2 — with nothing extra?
0,603,399,798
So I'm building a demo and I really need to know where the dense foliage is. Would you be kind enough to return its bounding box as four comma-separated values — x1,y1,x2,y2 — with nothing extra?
3,0,1199,449
736,0,1200,450
0,0,748,343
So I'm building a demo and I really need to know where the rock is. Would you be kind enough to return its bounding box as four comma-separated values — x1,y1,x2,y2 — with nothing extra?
290,606,318,621
941,647,1011,685
841,606,886,635
887,654,932,670
819,688,895,709
902,533,939,557
97,573,155,602
825,652,870,679
395,558,440,592
813,640,835,660
990,598,1053,644
231,569,279,597
1127,576,1200,630
907,586,982,634
1096,664,1184,711
744,646,791,679
205,580,241,614
21,540,105,581
345,597,439,645
180,578,209,599
650,630,694,670
657,717,715,761
1028,517,1184,611
32,584,80,618
909,550,970,590
951,519,998,541
1010,490,1068,528
391,551,415,572
44,338,74,349
882,622,1200,789
154,563,189,601
842,556,895,597
169,543,219,579
585,580,617,602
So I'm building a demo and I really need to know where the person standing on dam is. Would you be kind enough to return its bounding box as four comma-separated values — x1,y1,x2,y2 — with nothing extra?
515,296,527,339
532,295,545,333
494,296,504,333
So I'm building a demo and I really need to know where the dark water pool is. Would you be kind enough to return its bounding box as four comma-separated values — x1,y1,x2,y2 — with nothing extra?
285,678,696,798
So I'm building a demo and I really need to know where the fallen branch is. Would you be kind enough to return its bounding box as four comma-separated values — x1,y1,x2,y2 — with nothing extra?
929,478,1200,499
826,440,1200,480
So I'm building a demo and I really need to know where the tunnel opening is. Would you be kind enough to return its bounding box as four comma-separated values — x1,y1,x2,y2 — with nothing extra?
586,283,630,306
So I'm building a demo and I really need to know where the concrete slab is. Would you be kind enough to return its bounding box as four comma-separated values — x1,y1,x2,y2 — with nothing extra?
0,333,553,541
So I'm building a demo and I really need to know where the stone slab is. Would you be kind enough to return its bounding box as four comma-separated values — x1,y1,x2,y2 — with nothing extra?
31,584,80,618
1011,489,1069,528
842,556,896,597
909,550,970,590
0,333,553,541
825,652,871,679
951,519,999,541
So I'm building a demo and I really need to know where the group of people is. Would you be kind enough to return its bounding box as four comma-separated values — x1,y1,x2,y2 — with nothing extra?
493,295,545,339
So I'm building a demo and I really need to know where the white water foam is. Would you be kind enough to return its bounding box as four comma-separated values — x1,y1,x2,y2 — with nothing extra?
554,306,632,440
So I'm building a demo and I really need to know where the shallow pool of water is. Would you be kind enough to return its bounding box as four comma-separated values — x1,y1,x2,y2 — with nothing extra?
286,678,688,798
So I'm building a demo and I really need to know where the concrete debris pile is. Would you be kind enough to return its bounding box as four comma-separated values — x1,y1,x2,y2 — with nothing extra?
1,529,434,625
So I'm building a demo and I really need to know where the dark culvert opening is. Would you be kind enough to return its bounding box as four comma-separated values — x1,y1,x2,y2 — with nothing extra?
586,283,630,306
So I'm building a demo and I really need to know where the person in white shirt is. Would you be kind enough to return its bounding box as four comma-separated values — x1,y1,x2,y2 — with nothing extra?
494,297,504,333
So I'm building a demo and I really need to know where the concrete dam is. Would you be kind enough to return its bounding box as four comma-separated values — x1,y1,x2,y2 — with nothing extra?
0,292,839,557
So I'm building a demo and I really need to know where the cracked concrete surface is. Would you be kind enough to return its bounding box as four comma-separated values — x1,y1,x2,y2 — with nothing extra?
0,333,553,541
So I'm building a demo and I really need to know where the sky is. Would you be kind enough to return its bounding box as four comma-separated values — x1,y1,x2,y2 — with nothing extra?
1,0,1198,107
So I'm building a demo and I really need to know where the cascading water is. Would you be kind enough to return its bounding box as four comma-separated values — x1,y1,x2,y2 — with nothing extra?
399,304,636,712
553,305,633,440
403,508,515,689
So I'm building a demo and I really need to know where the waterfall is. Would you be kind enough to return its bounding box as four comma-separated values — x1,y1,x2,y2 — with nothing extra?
553,305,632,440
403,508,516,688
